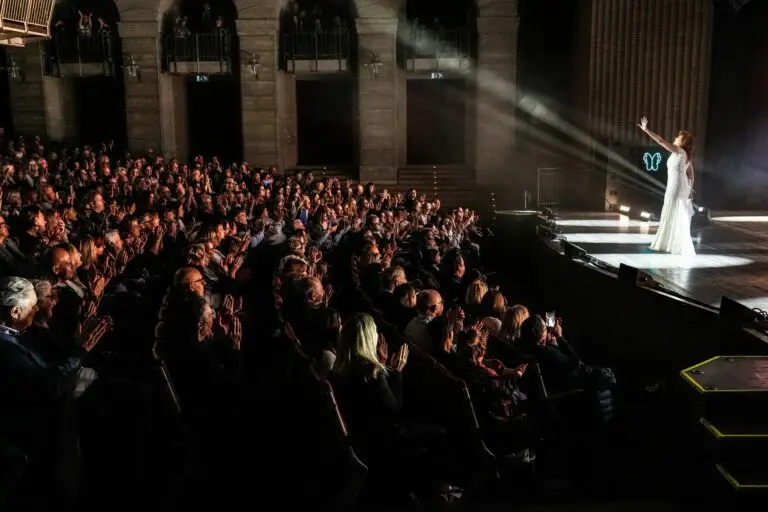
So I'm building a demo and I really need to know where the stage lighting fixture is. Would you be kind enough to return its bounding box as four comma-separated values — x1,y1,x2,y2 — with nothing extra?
639,211,654,221
563,241,588,261
692,204,712,226
619,205,631,213
618,263,657,287
538,225,555,240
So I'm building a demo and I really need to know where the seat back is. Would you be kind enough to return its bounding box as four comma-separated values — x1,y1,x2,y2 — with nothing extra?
280,346,367,509
402,342,496,486
151,338,182,417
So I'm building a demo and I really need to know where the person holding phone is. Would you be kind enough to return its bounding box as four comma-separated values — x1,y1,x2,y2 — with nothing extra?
519,315,582,394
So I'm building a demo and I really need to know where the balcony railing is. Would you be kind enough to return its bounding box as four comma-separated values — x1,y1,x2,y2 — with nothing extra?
0,0,55,46
43,29,116,76
403,28,471,60
282,29,350,71
164,31,232,73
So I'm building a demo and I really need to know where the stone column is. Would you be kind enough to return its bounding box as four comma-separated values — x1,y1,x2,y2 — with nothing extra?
158,74,189,160
276,71,298,170
357,16,402,184
237,18,279,167
118,21,164,154
475,12,519,190
7,44,77,141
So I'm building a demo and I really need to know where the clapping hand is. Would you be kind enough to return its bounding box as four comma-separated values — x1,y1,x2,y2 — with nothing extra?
78,315,114,352
216,312,242,349
388,343,409,372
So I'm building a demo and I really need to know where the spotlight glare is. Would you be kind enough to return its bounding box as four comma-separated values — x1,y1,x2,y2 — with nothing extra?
640,211,652,220
619,205,631,213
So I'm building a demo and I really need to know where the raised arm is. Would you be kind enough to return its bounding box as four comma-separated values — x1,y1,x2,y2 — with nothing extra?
637,117,679,154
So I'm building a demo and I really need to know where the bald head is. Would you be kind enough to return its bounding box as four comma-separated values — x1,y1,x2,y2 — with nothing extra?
173,267,205,297
417,289,444,318
43,246,74,281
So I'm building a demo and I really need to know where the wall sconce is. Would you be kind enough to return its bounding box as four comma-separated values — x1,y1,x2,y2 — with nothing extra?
123,54,141,80
6,57,22,80
244,52,261,78
366,52,383,79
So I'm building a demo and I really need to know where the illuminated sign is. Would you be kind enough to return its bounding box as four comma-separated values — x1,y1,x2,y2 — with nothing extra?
430,72,443,79
643,151,662,172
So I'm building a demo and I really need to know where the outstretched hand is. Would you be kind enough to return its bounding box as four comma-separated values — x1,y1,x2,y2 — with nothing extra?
638,116,648,130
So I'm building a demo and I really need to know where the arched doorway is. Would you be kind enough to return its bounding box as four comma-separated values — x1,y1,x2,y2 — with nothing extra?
279,0,357,168
401,0,477,166
0,47,14,137
163,0,243,163
46,0,128,150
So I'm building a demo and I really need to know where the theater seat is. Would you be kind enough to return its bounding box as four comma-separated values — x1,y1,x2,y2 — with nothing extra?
402,343,497,491
278,347,368,509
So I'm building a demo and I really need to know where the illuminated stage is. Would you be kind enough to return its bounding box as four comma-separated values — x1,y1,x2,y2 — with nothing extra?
553,212,768,310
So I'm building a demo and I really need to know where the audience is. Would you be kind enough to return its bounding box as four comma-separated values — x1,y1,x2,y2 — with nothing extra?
0,130,618,509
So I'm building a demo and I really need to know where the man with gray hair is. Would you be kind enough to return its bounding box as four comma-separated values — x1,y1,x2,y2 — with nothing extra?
0,276,108,507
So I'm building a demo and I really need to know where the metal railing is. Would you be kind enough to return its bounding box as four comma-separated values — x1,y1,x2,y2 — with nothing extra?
403,28,471,60
282,29,350,66
0,0,54,44
537,167,562,209
43,29,116,75
164,31,232,68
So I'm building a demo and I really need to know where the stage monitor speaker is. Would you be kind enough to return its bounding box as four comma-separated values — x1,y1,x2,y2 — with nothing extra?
618,263,657,287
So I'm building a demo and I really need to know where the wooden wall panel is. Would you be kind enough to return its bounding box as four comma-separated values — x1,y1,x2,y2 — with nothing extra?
577,0,714,164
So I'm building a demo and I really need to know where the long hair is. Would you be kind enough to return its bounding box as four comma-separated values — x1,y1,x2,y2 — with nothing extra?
333,313,386,379
677,130,695,161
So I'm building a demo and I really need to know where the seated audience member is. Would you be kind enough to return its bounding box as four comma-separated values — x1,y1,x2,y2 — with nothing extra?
463,279,488,322
519,315,582,394
426,315,458,373
384,282,418,332
404,289,444,349
500,304,529,343
331,314,409,482
455,329,534,458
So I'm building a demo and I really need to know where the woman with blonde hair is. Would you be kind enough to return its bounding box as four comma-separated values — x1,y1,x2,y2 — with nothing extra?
463,279,488,321
501,305,530,343
331,313,408,461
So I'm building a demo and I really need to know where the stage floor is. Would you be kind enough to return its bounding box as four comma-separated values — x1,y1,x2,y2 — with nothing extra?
554,211,768,311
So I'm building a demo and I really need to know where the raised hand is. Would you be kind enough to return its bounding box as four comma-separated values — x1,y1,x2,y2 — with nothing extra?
228,254,245,278
217,313,242,349
389,343,409,372
78,315,113,352
221,294,235,315
79,298,98,320
638,116,648,130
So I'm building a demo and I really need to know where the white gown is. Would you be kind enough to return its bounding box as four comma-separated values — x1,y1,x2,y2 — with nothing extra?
649,150,695,256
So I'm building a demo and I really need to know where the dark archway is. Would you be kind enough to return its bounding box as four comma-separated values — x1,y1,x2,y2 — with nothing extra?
281,0,358,167
164,0,243,163
401,0,476,165
0,47,14,137
50,0,129,150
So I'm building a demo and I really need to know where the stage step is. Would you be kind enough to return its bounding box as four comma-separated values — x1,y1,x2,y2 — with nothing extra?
680,356,768,424
680,356,768,500
715,462,768,495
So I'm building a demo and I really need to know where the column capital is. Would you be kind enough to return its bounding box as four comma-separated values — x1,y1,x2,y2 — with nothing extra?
477,16,519,35
236,18,278,36
356,17,399,36
117,20,160,38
